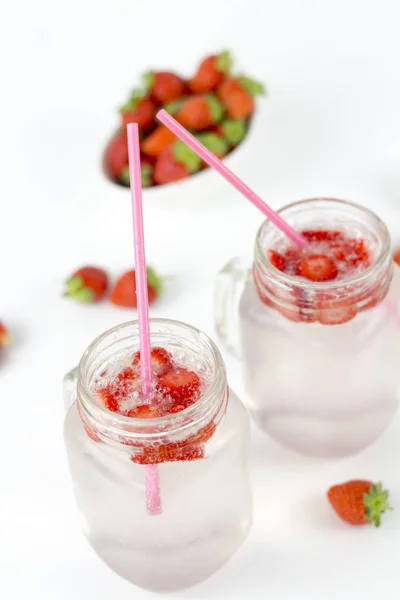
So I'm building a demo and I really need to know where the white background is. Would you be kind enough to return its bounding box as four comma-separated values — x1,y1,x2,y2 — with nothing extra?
2,0,400,598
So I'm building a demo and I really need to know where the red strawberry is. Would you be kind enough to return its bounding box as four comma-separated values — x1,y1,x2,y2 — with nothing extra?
195,132,228,159
394,247,400,266
132,347,174,376
153,141,201,185
143,71,185,104
120,92,155,130
0,322,9,346
175,94,223,131
217,76,264,119
268,250,286,272
141,125,176,157
64,266,108,303
157,368,201,408
104,129,129,179
189,51,233,93
98,386,120,412
119,162,153,188
296,255,338,282
110,266,162,308
327,480,392,527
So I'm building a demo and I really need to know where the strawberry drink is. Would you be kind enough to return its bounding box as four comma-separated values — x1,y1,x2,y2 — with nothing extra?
63,319,252,592
217,198,400,457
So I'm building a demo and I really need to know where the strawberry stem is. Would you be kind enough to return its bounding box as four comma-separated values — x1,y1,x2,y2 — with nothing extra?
363,482,392,527
216,50,233,74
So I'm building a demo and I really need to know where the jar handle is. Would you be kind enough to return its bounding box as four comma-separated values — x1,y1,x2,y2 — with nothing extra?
214,257,250,359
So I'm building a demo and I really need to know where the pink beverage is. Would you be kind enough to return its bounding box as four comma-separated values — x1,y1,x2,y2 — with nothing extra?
215,198,400,457
63,319,252,592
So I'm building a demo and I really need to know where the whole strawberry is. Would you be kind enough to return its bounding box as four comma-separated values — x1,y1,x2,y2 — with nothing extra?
0,322,9,346
64,266,109,303
189,50,233,93
153,141,201,185
217,75,265,119
110,266,162,307
175,94,223,131
120,90,155,130
104,129,129,180
327,480,392,527
142,71,185,104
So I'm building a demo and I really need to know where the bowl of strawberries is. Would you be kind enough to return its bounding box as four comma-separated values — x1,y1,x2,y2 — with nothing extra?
103,50,266,202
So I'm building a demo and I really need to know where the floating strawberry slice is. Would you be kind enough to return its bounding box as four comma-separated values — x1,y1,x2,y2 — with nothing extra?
157,368,201,408
268,250,286,272
127,404,161,419
132,347,174,376
297,255,338,282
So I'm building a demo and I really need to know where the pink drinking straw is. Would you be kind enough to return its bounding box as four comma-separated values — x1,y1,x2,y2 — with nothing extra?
156,109,307,248
127,122,161,516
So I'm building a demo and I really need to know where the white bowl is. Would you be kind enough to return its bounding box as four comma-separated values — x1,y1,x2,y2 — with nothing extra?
101,107,263,215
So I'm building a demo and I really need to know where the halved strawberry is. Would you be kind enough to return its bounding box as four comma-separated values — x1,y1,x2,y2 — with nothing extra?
157,368,201,408
297,255,338,282
132,347,174,376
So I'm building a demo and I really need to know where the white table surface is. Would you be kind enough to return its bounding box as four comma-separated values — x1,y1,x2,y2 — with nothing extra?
2,0,400,598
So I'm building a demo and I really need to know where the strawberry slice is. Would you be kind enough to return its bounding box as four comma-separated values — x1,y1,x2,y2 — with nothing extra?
297,255,338,282
127,404,161,419
132,347,174,377
268,250,286,272
157,368,201,408
98,386,120,412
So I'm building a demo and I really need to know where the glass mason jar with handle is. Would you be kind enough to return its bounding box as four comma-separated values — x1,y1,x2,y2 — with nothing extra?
63,319,252,593
215,198,400,458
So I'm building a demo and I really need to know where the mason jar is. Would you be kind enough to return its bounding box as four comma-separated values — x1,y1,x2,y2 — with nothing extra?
215,198,400,457
63,319,252,592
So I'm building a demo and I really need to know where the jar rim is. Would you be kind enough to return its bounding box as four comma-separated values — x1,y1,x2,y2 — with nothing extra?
77,318,227,441
255,197,391,291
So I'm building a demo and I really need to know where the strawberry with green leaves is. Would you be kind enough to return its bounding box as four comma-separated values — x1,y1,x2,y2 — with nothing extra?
153,140,201,185
217,75,265,119
110,266,163,307
327,480,392,527
143,71,185,104
175,94,223,131
64,266,109,303
189,50,233,93
120,90,155,130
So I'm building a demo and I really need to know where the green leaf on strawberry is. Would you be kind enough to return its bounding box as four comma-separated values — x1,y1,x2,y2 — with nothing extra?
172,140,201,173
220,119,247,145
205,93,224,123
120,89,146,113
146,266,163,296
120,164,153,187
142,71,155,91
196,132,228,156
162,98,186,115
238,75,266,96
216,50,233,74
